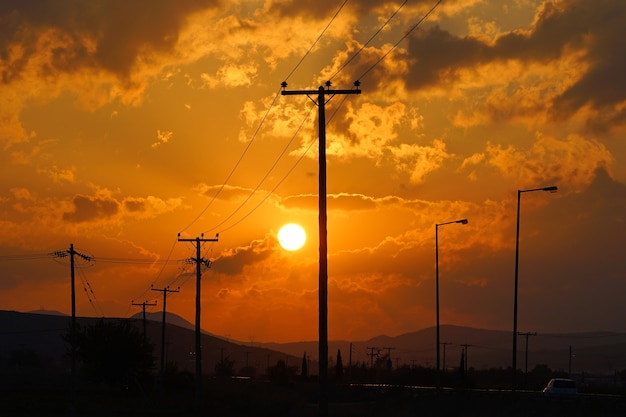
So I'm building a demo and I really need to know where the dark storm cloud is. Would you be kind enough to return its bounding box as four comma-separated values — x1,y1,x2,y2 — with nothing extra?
0,0,221,81
400,0,625,122
62,194,119,223
212,237,274,276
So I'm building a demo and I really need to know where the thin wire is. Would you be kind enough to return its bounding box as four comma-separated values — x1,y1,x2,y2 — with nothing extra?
218,134,318,235
212,1,443,235
215,88,352,234
126,237,178,316
77,264,104,317
284,0,350,82
177,88,282,234
0,253,52,261
357,0,443,81
179,1,350,235
204,103,316,234
329,0,408,82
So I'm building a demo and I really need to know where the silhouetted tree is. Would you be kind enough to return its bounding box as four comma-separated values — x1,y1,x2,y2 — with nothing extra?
335,349,343,381
215,355,235,379
268,359,296,385
65,318,154,389
301,352,308,379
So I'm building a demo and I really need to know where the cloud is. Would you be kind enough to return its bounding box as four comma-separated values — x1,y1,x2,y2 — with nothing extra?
389,139,451,184
200,63,258,89
483,133,614,190
62,194,119,223
152,130,173,148
0,0,222,79
397,0,626,128
213,234,276,276
193,184,257,201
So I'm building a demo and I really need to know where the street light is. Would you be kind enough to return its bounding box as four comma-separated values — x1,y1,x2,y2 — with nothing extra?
512,186,557,392
436,218,468,391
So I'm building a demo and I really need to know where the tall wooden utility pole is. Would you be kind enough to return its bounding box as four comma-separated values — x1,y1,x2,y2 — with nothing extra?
132,300,158,340
518,331,537,387
177,233,218,414
151,286,179,384
51,244,92,412
281,80,361,417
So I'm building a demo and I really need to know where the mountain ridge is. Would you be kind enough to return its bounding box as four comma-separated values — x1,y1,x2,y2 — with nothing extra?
4,310,626,374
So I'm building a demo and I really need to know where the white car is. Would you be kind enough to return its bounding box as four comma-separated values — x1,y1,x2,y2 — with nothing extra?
542,378,578,397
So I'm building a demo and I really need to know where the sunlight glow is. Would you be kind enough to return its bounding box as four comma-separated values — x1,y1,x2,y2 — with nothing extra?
277,223,306,251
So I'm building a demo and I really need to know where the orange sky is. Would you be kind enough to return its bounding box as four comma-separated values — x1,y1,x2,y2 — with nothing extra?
1,0,626,347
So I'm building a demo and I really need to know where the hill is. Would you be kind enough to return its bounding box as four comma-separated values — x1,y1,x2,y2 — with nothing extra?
260,325,626,375
0,310,301,377
3,310,626,375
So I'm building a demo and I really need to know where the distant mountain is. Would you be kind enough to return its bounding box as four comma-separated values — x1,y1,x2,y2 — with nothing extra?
131,311,195,332
131,311,233,341
5,310,626,375
0,310,300,377
27,309,67,316
259,325,626,374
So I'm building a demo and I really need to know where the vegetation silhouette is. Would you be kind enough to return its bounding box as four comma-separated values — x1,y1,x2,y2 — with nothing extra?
63,318,154,390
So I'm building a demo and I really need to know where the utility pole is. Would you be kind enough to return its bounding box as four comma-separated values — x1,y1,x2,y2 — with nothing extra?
348,342,352,383
568,345,573,376
132,300,157,340
177,233,218,414
51,243,92,412
518,331,537,387
460,344,472,373
366,347,378,369
382,347,395,369
281,80,361,417
441,342,452,374
151,286,179,384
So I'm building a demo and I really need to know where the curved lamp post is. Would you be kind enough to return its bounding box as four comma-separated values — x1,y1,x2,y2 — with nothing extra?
436,218,468,390
512,186,557,393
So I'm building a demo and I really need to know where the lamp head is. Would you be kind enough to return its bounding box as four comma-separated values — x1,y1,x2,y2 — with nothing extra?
458,219,469,224
544,186,558,193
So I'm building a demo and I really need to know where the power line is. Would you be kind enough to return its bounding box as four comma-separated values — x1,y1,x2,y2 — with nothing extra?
201,2,442,236
0,253,52,261
179,1,349,236
283,0,349,82
329,0,409,81
357,0,443,82
203,103,316,235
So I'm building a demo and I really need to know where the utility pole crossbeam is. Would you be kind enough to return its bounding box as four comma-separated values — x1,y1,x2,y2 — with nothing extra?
51,243,92,412
281,80,361,417
152,286,179,384
177,233,218,414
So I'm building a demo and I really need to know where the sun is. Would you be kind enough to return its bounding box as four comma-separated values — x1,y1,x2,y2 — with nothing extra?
278,223,306,251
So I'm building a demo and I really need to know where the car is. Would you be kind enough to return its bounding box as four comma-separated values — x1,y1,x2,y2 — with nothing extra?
542,378,578,397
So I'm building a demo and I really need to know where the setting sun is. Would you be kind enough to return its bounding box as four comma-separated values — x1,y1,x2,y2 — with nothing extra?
277,223,306,251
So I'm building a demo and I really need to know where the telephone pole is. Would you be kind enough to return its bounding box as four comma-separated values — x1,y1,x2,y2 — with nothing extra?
366,347,379,369
281,80,361,417
518,331,537,387
132,300,157,340
441,342,452,374
151,286,179,384
177,233,218,414
460,344,472,373
51,243,92,412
